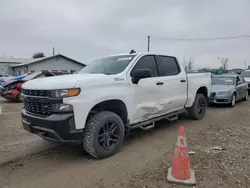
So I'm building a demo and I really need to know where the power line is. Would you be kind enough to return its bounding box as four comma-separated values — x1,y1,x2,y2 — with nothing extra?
151,34,250,41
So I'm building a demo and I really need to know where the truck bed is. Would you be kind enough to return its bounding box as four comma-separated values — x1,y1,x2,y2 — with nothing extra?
185,72,212,108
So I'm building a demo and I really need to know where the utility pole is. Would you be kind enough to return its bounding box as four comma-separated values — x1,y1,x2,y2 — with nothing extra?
244,61,247,70
147,36,150,52
53,47,55,56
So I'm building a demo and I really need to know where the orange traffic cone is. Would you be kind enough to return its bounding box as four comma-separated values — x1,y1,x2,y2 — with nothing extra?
167,126,196,185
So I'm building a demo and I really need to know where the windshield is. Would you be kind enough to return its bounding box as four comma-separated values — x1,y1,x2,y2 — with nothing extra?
241,71,250,77
79,55,136,75
22,72,41,81
212,77,235,85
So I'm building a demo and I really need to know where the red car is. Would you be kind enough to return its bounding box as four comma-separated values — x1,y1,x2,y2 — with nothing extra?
1,71,60,102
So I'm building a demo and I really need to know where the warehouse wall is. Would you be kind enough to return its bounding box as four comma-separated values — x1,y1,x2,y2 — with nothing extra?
0,62,17,75
28,56,84,73
13,66,28,75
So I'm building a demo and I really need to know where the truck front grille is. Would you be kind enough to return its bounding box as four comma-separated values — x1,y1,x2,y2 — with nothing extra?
24,100,52,116
22,89,51,97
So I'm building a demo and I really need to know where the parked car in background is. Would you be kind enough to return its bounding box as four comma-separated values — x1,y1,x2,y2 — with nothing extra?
0,74,12,85
241,70,250,91
1,71,56,102
1,73,30,85
21,52,211,159
0,85,4,95
0,74,12,81
51,71,70,75
210,75,248,107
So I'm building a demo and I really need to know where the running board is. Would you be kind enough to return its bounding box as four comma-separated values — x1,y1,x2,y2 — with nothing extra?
139,122,155,130
166,114,178,121
130,109,185,130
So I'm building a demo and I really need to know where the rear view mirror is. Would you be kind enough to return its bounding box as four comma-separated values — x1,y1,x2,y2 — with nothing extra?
131,69,152,84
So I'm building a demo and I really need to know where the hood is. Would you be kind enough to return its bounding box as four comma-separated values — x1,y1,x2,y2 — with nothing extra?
211,85,235,93
22,73,114,90
12,74,27,80
244,77,250,82
0,77,13,82
2,80,24,87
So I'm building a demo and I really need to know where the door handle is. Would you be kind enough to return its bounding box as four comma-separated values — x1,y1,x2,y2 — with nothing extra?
156,82,164,85
180,80,186,83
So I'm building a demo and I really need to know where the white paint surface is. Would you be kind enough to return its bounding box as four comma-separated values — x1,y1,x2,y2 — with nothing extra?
22,52,212,129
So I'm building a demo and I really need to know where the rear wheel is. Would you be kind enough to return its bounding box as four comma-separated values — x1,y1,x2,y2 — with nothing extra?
243,90,248,101
82,111,125,159
188,94,207,120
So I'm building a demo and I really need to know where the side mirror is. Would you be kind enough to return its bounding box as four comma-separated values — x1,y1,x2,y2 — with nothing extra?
237,81,242,85
131,69,152,84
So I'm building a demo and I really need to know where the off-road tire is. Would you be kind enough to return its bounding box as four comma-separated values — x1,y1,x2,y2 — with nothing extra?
188,94,207,120
82,111,125,159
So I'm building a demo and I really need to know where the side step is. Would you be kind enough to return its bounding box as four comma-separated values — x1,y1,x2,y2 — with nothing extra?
139,122,155,130
166,114,178,121
130,109,185,131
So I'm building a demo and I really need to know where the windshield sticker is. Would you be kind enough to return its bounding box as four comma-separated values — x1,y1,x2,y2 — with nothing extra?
117,57,132,61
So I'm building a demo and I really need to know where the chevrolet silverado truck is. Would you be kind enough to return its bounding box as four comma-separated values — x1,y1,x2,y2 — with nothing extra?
21,52,211,158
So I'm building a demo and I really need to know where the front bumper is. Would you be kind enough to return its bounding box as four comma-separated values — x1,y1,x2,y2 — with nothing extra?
210,94,231,104
2,89,19,100
21,109,83,143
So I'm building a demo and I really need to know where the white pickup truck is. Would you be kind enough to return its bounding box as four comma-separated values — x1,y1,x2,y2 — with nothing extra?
21,52,211,158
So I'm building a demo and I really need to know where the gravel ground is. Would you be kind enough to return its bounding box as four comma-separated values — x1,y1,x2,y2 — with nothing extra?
0,99,57,164
0,98,249,188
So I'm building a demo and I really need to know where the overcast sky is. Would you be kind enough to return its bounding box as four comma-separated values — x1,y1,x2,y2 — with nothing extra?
1,0,250,69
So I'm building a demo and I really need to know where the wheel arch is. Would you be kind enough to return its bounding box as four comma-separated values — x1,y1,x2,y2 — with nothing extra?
86,99,129,125
196,86,208,97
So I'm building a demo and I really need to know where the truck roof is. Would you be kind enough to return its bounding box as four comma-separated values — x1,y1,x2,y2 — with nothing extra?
104,52,176,58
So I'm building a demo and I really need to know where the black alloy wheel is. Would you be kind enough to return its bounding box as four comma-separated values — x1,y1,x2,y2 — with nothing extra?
98,122,121,150
197,98,206,115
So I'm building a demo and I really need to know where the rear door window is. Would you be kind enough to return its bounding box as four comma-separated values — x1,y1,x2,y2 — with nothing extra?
155,56,180,76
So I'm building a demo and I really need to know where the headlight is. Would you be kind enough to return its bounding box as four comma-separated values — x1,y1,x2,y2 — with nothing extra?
218,91,230,95
54,104,73,112
53,88,80,98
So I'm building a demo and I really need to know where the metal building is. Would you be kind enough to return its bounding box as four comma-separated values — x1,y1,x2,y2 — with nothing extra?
11,54,85,75
0,57,29,75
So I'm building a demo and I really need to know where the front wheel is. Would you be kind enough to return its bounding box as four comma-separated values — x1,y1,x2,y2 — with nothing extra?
82,111,125,159
230,94,236,107
188,94,207,120
16,94,22,102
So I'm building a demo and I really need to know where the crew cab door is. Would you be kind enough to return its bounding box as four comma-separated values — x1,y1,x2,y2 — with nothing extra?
129,55,164,124
155,55,187,111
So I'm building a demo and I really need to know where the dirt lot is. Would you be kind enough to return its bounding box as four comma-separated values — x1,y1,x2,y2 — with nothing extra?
0,99,57,164
0,97,249,188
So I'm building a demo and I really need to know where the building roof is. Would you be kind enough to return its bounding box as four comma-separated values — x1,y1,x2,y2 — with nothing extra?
0,57,30,64
11,54,85,68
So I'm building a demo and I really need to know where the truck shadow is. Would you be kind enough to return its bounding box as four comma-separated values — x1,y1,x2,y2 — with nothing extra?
45,112,189,160
1,111,199,172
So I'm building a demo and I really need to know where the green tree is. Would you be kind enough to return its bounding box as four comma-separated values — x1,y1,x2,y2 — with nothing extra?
32,52,45,59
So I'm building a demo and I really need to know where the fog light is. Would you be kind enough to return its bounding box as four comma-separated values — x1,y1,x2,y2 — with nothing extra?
55,104,73,112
